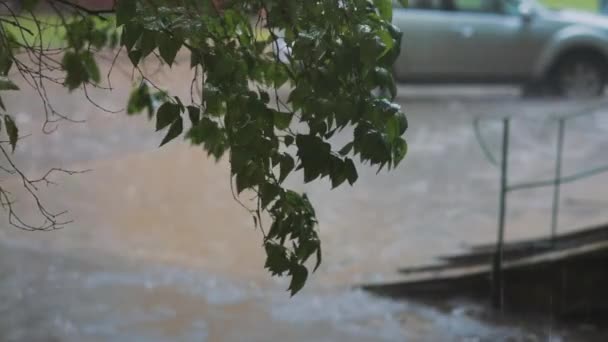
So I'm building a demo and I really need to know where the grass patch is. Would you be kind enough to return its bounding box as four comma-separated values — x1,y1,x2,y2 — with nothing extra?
540,0,598,12
3,14,270,50
2,14,115,49
2,15,68,48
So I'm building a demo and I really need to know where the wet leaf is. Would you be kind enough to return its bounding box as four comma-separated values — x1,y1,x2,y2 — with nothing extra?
156,102,181,131
0,77,18,91
187,105,200,126
344,158,358,185
264,243,290,276
122,23,143,51
81,51,100,84
393,138,408,167
314,244,322,272
160,116,183,147
4,115,18,152
127,82,153,116
288,264,308,296
273,111,292,130
338,142,354,156
279,154,294,183
374,0,393,21
158,33,182,66
261,182,280,208
386,116,399,143
116,0,136,26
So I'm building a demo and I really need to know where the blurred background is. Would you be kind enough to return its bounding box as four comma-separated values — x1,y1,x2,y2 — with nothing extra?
2,0,608,341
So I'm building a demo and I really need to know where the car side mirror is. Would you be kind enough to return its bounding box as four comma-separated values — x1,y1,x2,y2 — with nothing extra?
519,4,535,23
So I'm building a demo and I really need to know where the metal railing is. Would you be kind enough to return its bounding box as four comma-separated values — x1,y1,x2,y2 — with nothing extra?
474,100,608,309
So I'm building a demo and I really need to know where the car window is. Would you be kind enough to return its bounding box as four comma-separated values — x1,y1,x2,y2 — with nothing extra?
397,0,502,12
502,0,522,15
394,0,504,13
406,0,444,10
452,0,501,13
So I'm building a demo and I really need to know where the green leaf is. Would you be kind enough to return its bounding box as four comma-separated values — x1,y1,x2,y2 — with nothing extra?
296,239,320,266
273,111,292,130
279,154,294,183
235,171,249,194
62,52,86,91
259,91,270,104
190,50,202,68
373,67,397,100
261,182,280,208
378,30,395,59
109,31,120,49
396,112,408,135
329,157,347,189
295,134,331,183
231,147,253,174
156,102,181,131
0,77,19,91
386,116,399,143
392,138,408,167
288,264,308,296
187,105,200,126
127,82,153,116
344,158,358,185
379,24,403,67
81,51,100,84
138,30,157,58
90,29,108,49
128,49,142,66
66,19,89,50
116,0,136,26
284,135,294,147
160,117,183,147
122,23,143,51
158,33,182,66
4,115,18,152
0,49,13,76
264,242,290,275
314,244,322,272
338,142,354,156
374,0,393,21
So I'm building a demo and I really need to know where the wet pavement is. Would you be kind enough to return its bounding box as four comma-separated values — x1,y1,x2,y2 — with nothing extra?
2,56,608,341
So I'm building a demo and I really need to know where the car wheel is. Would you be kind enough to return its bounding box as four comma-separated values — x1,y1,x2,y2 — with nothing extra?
556,55,606,98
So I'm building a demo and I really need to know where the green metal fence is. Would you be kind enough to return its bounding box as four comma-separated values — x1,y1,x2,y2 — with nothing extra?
474,100,608,309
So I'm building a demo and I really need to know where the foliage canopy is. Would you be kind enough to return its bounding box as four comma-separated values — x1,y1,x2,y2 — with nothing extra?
0,0,407,294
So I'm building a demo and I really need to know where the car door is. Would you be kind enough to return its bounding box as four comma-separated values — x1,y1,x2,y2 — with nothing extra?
393,0,543,81
435,0,539,80
392,0,464,81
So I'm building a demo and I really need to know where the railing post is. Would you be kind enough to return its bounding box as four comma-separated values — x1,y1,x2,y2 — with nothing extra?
550,119,565,245
492,118,509,310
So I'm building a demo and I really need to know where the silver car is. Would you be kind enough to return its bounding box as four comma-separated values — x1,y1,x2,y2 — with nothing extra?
392,0,608,97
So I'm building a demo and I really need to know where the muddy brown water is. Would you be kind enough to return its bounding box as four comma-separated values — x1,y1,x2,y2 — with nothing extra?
2,55,608,341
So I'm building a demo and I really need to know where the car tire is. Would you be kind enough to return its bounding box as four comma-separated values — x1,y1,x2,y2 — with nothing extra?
555,55,606,98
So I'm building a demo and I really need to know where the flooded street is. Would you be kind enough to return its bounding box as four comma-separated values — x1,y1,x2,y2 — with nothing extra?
2,57,608,341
